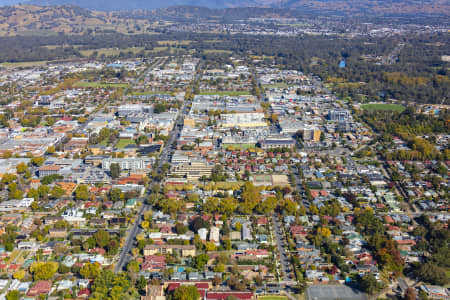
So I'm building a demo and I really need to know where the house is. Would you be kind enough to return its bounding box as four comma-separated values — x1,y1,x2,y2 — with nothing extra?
141,255,166,271
78,288,91,298
420,285,450,300
27,281,52,297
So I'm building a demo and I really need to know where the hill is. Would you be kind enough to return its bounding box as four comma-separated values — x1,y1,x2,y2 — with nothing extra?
0,4,160,36
3,0,447,16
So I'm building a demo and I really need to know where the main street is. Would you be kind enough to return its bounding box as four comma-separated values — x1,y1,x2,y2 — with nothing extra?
114,99,188,272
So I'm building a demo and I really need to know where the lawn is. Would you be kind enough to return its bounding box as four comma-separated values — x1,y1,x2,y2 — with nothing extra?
223,144,258,150
361,103,405,112
74,82,129,89
115,139,136,149
199,91,252,96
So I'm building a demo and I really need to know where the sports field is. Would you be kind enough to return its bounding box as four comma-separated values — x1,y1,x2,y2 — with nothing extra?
361,103,405,112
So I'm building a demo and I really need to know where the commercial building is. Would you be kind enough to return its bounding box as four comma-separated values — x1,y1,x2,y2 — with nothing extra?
169,161,213,181
303,126,321,142
102,158,153,171
328,110,350,121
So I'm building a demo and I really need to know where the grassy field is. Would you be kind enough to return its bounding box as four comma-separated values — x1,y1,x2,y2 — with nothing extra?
1,60,49,68
361,103,405,112
80,47,145,57
223,144,258,150
149,46,169,53
74,82,129,89
115,139,136,149
199,91,252,96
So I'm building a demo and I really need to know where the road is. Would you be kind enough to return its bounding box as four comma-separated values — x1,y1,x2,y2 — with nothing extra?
114,62,195,272
272,213,293,283
114,100,188,272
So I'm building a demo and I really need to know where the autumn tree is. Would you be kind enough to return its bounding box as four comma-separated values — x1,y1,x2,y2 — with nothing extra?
239,181,260,214
29,261,58,280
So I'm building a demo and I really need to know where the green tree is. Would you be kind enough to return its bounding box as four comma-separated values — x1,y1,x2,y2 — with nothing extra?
74,185,89,201
93,230,110,248
168,285,200,300
359,274,378,295
136,275,147,290
109,188,123,202
192,253,209,270
110,163,121,179
50,186,65,199
6,290,20,300
91,270,131,299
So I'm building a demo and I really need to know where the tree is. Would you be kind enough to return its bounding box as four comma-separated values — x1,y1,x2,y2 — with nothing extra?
240,181,260,214
214,263,225,273
29,262,58,280
16,162,29,174
190,217,210,233
109,188,123,202
31,201,39,211
205,242,217,251
136,275,147,290
50,186,65,199
110,163,121,179
405,287,417,300
13,269,25,280
93,230,110,248
74,185,89,201
193,253,209,270
91,270,131,299
47,146,56,154
30,156,45,167
168,285,200,300
1,173,16,184
175,223,188,234
141,221,150,230
283,199,297,215
135,135,148,145
359,274,378,295
79,262,101,279
6,290,20,300
219,197,238,215
413,262,448,285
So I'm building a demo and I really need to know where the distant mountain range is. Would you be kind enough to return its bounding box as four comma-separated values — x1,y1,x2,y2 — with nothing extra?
0,0,448,16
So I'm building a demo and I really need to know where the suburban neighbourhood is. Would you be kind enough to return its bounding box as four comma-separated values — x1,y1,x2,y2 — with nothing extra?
0,52,447,300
